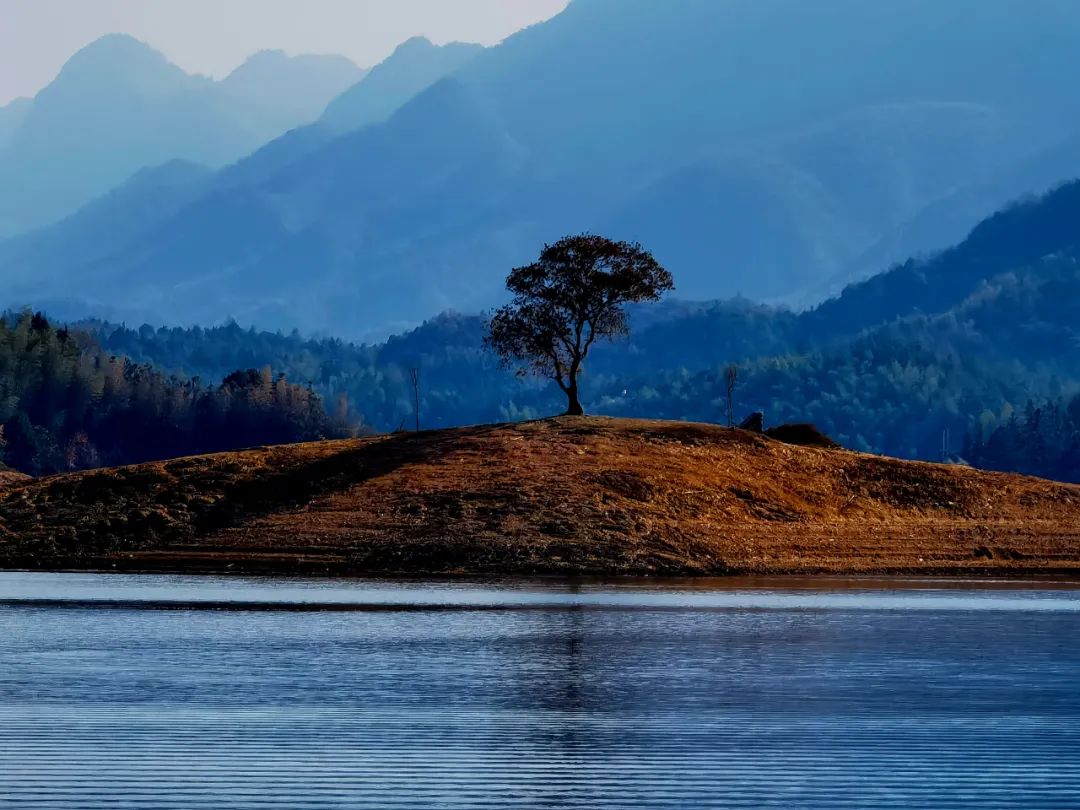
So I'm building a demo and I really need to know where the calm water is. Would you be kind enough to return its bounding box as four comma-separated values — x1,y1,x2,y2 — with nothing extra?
1,573,1079,809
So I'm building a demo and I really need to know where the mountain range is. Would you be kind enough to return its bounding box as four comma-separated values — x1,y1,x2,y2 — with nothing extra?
5,0,1080,339
0,34,365,237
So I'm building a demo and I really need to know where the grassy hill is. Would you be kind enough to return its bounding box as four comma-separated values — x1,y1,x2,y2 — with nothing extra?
0,470,28,490
1,417,1077,577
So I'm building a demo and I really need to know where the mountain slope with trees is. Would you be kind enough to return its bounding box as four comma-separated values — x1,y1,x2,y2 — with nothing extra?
0,313,351,476
808,179,1080,335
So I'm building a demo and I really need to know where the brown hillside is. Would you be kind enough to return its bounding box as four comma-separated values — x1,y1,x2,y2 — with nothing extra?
0,469,29,490
0,417,1078,576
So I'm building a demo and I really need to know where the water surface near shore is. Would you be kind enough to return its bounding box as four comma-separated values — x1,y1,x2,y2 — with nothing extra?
2,573,1078,808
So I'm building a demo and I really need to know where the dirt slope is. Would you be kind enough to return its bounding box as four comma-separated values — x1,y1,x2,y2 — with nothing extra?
0,469,29,490
0,417,1077,576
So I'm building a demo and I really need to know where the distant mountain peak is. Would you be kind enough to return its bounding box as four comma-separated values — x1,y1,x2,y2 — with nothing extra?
72,32,152,54
320,36,484,133
220,49,364,108
238,48,292,64
223,49,293,78
0,34,367,238
394,36,437,53
57,34,180,82
393,36,484,58
225,48,360,78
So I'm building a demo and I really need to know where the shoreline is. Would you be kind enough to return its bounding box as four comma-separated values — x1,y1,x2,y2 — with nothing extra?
4,568,1080,612
4,558,1080,581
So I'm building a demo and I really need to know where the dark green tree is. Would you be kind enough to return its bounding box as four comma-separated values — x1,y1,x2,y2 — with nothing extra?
485,235,673,415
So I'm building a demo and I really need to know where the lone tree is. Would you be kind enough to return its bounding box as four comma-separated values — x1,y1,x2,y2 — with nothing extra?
485,234,673,415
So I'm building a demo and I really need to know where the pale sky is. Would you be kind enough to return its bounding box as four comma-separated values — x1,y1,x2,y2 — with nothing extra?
0,0,570,105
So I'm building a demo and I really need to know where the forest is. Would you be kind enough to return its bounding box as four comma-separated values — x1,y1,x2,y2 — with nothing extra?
0,312,351,475
964,396,1080,483
73,259,1079,479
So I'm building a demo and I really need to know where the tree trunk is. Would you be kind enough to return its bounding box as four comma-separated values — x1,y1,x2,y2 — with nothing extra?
564,384,584,416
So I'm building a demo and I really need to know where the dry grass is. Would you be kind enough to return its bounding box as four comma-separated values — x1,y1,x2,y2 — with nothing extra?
1,416,1078,576
0,470,28,490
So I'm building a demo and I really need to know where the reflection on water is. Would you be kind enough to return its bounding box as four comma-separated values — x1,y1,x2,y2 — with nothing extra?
1,573,1079,808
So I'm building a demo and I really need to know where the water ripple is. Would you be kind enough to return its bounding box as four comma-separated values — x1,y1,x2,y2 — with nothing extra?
1,573,1079,808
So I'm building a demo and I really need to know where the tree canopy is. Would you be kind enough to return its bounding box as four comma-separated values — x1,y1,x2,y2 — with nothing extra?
484,235,673,415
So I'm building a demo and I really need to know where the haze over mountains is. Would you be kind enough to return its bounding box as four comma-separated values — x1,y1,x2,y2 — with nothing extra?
321,37,484,133
5,0,1080,338
0,34,365,237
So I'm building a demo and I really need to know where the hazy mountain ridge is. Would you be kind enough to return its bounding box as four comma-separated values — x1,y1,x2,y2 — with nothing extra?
7,0,1080,336
0,159,212,278
220,49,367,122
808,178,1080,334
321,37,484,133
5,77,534,332
0,34,363,237
0,37,498,326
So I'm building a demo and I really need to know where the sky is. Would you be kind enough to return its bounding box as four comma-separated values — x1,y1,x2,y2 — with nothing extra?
0,0,570,105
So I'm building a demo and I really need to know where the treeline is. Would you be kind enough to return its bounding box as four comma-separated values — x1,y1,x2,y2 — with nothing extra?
85,314,536,431
78,288,1070,469
589,262,1080,465
965,396,1080,483
73,263,1079,474
0,313,352,475
588,332,1016,461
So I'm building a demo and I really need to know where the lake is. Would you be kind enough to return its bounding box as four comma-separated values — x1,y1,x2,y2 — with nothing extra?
1,572,1079,808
